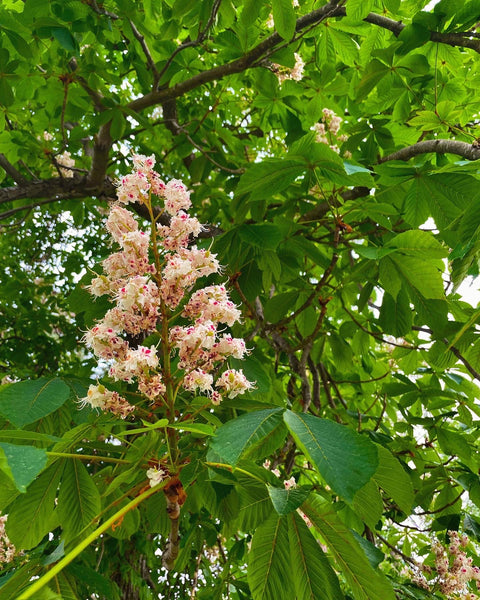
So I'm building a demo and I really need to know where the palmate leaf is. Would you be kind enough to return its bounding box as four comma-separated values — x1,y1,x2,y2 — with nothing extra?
210,408,287,466
352,479,383,530
283,410,378,502
0,442,47,492
268,485,310,515
236,478,275,532
272,0,296,40
0,560,42,599
57,459,102,544
6,460,64,550
0,377,70,427
235,158,305,199
247,514,293,600
48,572,78,600
302,494,396,600
373,445,414,514
288,511,344,600
378,289,412,337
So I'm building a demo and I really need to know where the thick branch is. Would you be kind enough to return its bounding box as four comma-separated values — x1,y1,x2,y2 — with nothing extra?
381,139,480,163
128,2,343,114
360,10,480,54
85,122,113,189
0,175,106,205
0,153,26,183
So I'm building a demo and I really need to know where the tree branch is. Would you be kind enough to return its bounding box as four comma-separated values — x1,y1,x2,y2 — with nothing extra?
128,19,160,87
412,326,480,382
381,139,480,163
0,175,114,206
0,153,26,183
85,122,113,189
128,1,343,114
156,0,223,85
359,10,480,54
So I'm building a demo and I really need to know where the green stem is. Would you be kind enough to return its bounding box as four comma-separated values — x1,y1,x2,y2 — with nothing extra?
17,482,165,600
46,452,129,464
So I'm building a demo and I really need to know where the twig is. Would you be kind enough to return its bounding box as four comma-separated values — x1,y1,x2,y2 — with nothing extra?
128,19,160,87
376,533,418,566
156,0,222,84
412,326,480,381
415,490,464,515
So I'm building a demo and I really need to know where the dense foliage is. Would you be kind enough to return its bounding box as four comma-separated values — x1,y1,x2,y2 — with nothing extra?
2,0,480,598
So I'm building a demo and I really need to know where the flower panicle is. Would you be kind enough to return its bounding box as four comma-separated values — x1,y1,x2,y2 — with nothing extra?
79,154,254,415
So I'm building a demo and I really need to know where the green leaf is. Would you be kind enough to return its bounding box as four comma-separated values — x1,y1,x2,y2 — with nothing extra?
357,59,389,100
378,289,412,337
287,511,344,600
267,485,310,515
51,27,78,53
347,0,375,19
48,573,78,600
238,223,284,250
436,427,471,462
168,422,214,435
247,514,294,600
3,29,33,59
272,0,296,40
236,475,275,531
283,410,378,502
264,291,299,323
110,109,126,140
373,445,414,514
302,494,396,600
210,408,286,466
385,230,447,259
352,531,385,569
388,255,445,300
397,23,431,52
57,459,102,543
0,378,71,428
0,442,47,493
6,460,64,550
0,561,42,599
236,158,305,199
0,430,61,443
0,77,14,107
113,418,169,437
352,479,383,530
0,470,19,511
295,304,317,337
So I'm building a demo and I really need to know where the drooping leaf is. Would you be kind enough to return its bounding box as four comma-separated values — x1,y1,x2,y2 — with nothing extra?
6,460,64,550
272,0,296,40
287,511,344,600
0,442,47,492
57,459,102,543
302,494,396,600
210,408,286,466
352,479,383,530
373,445,414,514
0,377,70,427
236,473,276,531
268,485,310,515
236,158,305,199
247,514,294,600
283,410,378,502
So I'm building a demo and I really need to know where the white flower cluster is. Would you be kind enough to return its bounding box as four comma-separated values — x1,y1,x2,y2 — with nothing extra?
80,154,254,414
